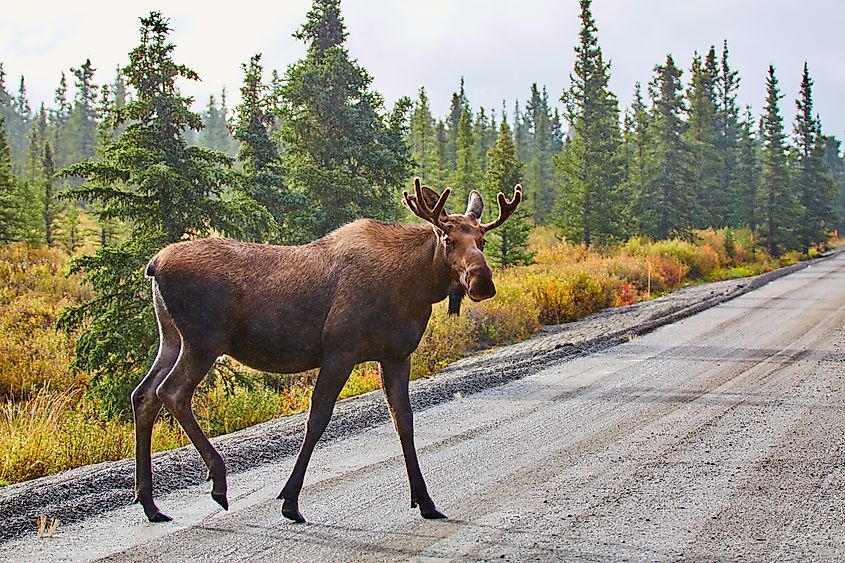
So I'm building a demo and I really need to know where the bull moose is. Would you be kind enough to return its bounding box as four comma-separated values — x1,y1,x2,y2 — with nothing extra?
132,178,522,523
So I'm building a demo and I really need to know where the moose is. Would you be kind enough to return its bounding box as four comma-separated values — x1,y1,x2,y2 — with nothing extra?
132,178,522,523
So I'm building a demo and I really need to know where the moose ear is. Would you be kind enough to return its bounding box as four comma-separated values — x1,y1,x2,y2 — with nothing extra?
418,185,441,208
465,190,483,219
419,185,450,222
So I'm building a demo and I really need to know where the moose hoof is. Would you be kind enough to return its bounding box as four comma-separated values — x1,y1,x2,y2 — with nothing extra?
421,507,447,520
148,510,173,523
413,498,447,520
280,499,306,523
211,492,229,511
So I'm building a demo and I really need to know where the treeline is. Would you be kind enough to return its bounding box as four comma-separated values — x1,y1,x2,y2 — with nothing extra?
403,2,843,256
0,0,842,416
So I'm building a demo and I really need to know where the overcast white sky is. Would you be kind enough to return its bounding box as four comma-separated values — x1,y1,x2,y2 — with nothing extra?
2,0,843,138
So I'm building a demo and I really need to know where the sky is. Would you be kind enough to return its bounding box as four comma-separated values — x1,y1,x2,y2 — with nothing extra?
2,0,844,138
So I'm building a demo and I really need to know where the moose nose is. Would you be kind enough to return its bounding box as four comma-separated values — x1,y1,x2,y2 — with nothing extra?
464,264,496,301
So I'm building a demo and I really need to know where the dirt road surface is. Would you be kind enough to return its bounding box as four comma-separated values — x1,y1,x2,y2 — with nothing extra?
2,254,843,561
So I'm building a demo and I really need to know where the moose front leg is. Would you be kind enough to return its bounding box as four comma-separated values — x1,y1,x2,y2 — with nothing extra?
380,356,446,519
278,358,354,523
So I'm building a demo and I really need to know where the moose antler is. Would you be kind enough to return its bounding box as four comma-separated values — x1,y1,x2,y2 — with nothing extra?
403,178,451,230
481,184,522,232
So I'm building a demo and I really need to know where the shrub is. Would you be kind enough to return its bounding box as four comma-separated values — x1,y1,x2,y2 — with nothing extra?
464,279,540,346
521,270,615,325
411,305,477,378
340,363,382,399
0,244,89,398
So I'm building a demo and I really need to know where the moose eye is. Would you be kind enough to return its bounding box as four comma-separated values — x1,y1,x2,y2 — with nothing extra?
479,239,486,250
443,236,454,249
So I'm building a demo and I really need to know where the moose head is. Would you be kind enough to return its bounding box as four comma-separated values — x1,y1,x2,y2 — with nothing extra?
403,178,522,304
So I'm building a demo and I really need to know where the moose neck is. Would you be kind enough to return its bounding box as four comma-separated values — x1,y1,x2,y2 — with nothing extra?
399,223,454,307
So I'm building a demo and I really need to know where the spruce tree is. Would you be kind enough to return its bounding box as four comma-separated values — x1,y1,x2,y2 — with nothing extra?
449,105,479,210
732,107,761,232
111,66,128,139
717,40,741,226
408,87,440,185
636,54,693,240
434,120,449,189
0,115,23,241
58,12,248,416
1,72,32,169
621,82,649,230
822,136,845,233
758,65,798,256
50,71,73,169
0,64,13,123
685,50,722,227
233,53,306,243
792,62,838,250
446,78,468,169
484,120,532,266
26,108,44,182
276,0,411,237
509,101,525,165
525,84,556,224
69,59,99,163
0,65,21,165
472,106,493,174
197,93,237,155
557,0,624,246
15,76,32,127
41,141,60,247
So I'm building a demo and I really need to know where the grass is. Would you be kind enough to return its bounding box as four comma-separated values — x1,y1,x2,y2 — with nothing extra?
0,229,828,485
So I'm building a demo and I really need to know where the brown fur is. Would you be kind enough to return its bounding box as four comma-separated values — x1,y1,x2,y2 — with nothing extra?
130,181,521,524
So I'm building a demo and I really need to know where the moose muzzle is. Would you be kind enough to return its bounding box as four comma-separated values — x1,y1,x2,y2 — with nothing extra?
463,263,496,301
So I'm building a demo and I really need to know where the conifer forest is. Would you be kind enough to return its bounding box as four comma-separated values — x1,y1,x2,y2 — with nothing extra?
1,0,843,481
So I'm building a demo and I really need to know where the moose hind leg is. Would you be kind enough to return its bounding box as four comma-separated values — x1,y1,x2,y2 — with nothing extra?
156,346,229,511
132,290,181,522
278,357,354,523
132,345,179,522
380,356,446,519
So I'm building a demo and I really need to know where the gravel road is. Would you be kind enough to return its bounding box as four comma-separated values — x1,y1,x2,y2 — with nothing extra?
1,253,842,560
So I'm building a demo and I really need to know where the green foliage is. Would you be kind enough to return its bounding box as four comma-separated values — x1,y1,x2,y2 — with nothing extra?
58,12,249,417
822,136,845,232
0,116,23,241
731,107,761,231
446,78,468,169
67,59,99,165
408,88,442,186
758,65,800,256
195,90,238,156
685,49,723,227
232,53,307,244
557,0,624,246
449,105,478,209
484,120,533,267
636,54,694,240
275,0,411,237
716,41,741,226
524,84,558,224
792,63,838,250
